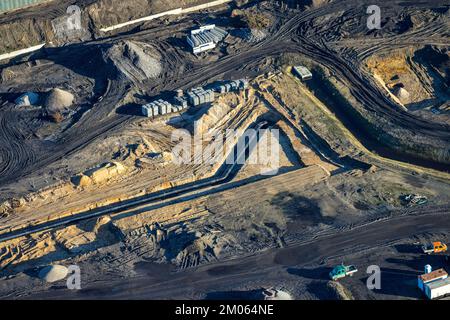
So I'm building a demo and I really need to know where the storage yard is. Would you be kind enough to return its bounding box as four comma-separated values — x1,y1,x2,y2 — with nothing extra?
0,0,449,300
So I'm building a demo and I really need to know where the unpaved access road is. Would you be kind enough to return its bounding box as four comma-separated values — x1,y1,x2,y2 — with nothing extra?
1,0,449,192
21,205,450,299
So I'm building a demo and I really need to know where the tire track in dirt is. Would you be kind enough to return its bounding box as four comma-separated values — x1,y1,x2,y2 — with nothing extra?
0,108,36,183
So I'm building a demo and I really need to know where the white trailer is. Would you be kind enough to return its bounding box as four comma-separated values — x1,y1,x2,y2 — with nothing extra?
424,278,450,299
293,66,313,81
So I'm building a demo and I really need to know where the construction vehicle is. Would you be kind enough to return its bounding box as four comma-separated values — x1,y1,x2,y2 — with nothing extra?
402,194,428,207
422,242,448,255
329,264,358,281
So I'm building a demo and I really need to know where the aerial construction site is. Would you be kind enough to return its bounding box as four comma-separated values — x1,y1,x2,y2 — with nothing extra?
0,0,449,301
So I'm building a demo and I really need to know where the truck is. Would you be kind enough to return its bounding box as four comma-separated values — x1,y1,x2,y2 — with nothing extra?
329,264,358,281
422,242,448,255
402,194,428,207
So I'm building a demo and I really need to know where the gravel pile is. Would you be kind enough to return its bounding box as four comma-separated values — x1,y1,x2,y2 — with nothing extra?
44,88,75,112
233,28,268,43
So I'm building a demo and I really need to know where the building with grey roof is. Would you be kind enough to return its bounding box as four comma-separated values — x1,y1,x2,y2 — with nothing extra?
187,24,228,54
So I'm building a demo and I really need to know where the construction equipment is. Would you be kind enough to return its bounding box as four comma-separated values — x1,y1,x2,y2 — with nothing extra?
329,264,358,281
422,242,448,255
402,194,428,207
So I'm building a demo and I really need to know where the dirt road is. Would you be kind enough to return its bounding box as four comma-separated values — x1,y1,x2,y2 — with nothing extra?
18,206,450,299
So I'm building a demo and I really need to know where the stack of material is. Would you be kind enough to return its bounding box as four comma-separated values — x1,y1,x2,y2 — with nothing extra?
174,96,189,109
44,88,74,112
187,87,215,106
215,79,249,94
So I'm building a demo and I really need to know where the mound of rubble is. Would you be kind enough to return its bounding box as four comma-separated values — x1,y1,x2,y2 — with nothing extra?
279,0,330,9
309,280,354,300
103,40,162,83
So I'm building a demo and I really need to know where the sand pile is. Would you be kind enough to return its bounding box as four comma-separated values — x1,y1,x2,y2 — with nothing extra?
54,225,96,253
38,265,68,283
104,40,162,83
173,234,232,269
309,280,354,300
44,88,75,112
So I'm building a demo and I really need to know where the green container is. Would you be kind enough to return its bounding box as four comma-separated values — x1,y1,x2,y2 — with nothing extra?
0,0,49,13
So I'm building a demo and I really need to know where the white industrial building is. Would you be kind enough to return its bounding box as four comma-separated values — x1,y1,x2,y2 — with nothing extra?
293,66,313,81
418,266,450,299
187,24,228,54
